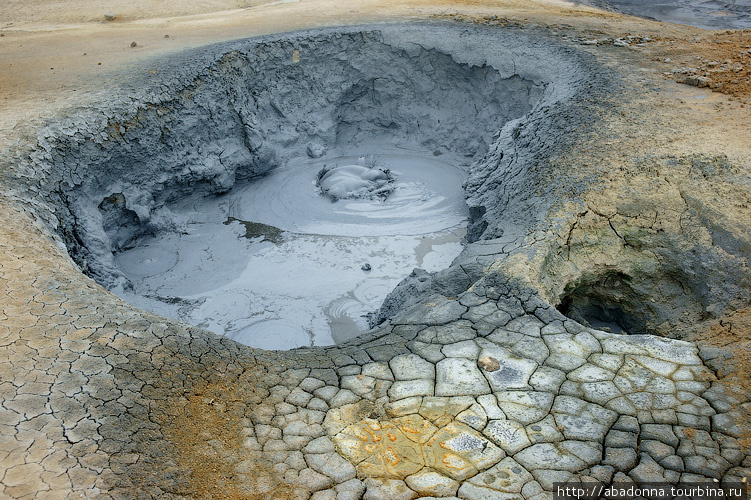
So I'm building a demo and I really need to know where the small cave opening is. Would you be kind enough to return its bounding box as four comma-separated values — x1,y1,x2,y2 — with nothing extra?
556,271,649,335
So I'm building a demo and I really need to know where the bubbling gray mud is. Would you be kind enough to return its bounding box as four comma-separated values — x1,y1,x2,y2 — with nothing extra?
316,159,395,201
112,147,469,349
20,25,574,349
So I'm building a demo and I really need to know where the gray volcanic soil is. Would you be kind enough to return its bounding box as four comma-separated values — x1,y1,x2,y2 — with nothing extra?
575,0,751,29
33,26,546,288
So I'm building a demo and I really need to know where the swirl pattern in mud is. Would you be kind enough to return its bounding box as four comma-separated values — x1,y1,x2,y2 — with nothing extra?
113,147,468,349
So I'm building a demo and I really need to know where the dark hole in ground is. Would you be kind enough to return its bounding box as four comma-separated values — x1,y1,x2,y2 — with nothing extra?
556,271,649,335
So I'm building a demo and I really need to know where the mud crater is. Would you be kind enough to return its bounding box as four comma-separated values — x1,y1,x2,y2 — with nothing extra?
23,24,726,349
34,26,556,349
16,22,741,351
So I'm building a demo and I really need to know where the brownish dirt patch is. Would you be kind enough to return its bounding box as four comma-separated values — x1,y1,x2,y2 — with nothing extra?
161,366,298,500
694,307,751,388
651,29,751,98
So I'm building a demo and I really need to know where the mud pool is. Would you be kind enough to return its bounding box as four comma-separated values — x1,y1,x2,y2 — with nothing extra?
33,25,557,351
113,147,469,349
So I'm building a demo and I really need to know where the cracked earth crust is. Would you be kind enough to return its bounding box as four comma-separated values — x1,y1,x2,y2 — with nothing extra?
1,1,751,499
2,192,750,499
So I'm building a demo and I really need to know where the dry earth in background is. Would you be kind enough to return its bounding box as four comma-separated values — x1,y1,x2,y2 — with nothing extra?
1,0,750,498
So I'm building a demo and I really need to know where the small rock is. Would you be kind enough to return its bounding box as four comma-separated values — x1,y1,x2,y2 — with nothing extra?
361,263,371,272
104,12,117,21
306,142,326,158
164,34,170,38
477,355,500,372
130,41,137,48
682,76,712,88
